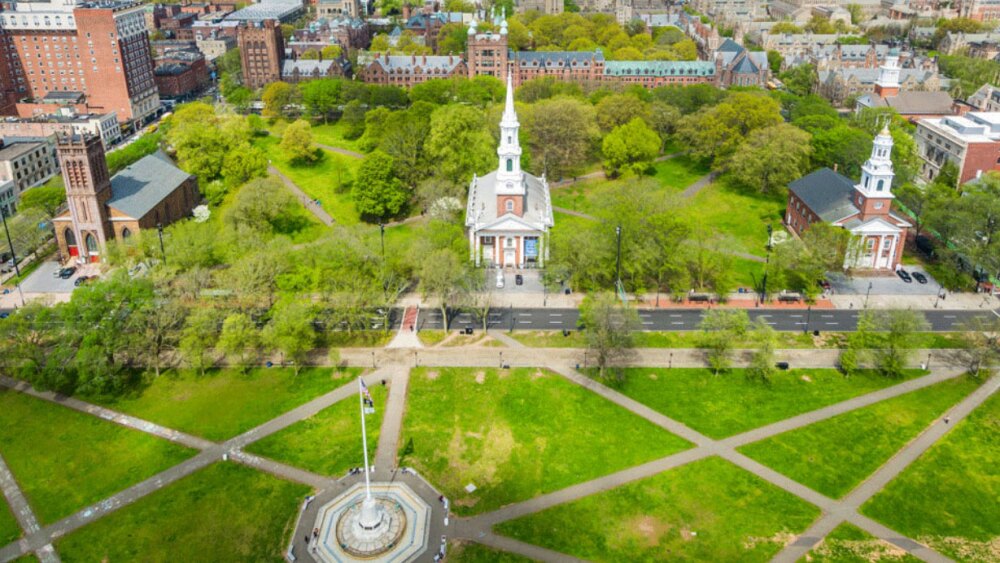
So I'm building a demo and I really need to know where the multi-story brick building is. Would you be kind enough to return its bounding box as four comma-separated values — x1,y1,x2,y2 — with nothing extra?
52,133,198,263
958,0,1000,21
0,110,120,148
154,48,209,98
0,137,59,215
0,0,159,128
915,112,1000,185
359,53,467,87
236,19,283,89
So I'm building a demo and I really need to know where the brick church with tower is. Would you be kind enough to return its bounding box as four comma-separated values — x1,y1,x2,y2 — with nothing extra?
465,73,554,268
785,125,911,271
53,134,199,263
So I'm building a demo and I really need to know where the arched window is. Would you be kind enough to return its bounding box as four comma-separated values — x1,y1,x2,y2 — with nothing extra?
506,158,513,172
121,227,131,239
505,199,514,212
876,179,884,191
85,233,97,253
64,228,76,246
507,135,512,144
864,176,870,188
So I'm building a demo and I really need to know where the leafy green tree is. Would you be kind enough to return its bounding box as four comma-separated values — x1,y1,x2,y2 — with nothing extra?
595,94,649,132
142,298,184,378
676,92,783,164
353,151,408,221
417,247,469,330
602,117,660,177
280,120,318,163
266,301,316,374
300,79,341,122
425,104,494,184
262,81,295,118
437,22,468,54
767,50,783,73
729,123,813,194
579,292,639,382
180,307,220,376
221,143,268,189
218,313,260,373
957,316,1000,377
378,108,432,187
747,319,777,383
341,100,367,139
809,125,872,179
224,177,296,234
872,310,930,377
699,309,749,374
526,96,598,178
778,64,817,97
647,101,681,150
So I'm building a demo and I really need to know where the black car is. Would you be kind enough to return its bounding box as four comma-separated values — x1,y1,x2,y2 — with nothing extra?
896,269,912,283
515,274,523,286
74,275,91,287
59,267,77,279
912,272,928,284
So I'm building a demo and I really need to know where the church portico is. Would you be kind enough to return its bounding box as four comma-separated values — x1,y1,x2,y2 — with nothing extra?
472,230,545,268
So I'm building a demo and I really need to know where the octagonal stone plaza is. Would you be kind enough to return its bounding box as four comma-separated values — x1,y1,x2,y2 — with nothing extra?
308,482,432,563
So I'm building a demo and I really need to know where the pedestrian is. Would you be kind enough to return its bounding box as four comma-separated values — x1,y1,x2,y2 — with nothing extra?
313,528,319,539
304,535,310,544
438,495,444,503
945,416,950,424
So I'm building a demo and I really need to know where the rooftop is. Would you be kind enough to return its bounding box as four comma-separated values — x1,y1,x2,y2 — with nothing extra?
0,141,46,162
788,168,859,223
108,150,193,219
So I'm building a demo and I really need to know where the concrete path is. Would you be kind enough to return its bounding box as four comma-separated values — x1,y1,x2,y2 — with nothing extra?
315,142,363,159
489,331,524,348
551,206,597,220
374,366,410,479
680,170,719,198
268,165,335,226
0,453,59,562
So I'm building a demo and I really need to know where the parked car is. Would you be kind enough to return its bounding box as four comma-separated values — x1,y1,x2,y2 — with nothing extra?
58,267,77,279
817,279,831,291
515,274,523,286
496,271,504,289
74,275,92,287
896,269,912,283
912,272,928,284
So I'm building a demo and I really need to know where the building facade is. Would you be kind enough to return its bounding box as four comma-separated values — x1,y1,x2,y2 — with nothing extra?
52,133,199,263
360,53,466,87
236,19,283,89
786,127,911,272
0,0,159,126
0,137,59,215
915,112,1000,185
466,74,554,268
0,110,120,148
153,48,209,98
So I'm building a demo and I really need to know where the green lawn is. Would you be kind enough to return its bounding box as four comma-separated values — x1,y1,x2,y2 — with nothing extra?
861,389,1000,562
246,383,386,476
399,367,690,515
497,456,820,562
609,368,924,439
90,368,358,441
449,541,534,562
56,462,309,562
677,181,784,256
739,376,980,499
803,523,921,562
255,135,361,225
0,388,195,525
418,329,448,346
0,495,20,547
647,154,709,190
311,120,365,154
324,330,394,348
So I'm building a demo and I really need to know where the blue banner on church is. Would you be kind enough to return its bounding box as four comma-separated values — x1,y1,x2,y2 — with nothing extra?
525,238,538,258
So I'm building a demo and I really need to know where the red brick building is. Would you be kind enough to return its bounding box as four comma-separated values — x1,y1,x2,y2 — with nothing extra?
359,53,466,87
154,49,209,98
236,19,283,90
0,0,159,127
916,112,1000,185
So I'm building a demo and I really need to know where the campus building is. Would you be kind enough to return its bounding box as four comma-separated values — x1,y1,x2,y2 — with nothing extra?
915,112,1000,185
52,133,199,263
786,126,911,272
0,137,60,215
0,0,159,127
236,19,284,89
465,74,554,269
855,48,956,121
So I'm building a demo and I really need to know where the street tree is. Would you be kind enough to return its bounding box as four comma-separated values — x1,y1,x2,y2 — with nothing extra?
872,309,930,377
180,307,220,376
18,184,66,218
729,123,813,194
418,247,469,330
747,318,777,383
578,292,639,382
699,309,749,374
957,316,1000,377
266,301,316,374
218,312,261,373
143,298,185,378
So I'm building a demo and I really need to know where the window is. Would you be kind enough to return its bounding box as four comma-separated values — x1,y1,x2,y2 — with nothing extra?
85,233,98,253
506,159,512,172
121,227,132,238
64,228,76,246
874,202,884,209
876,179,884,191
505,199,514,212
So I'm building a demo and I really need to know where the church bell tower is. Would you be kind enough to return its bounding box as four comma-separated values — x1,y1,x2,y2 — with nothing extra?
855,124,895,221
496,72,525,216
57,134,113,259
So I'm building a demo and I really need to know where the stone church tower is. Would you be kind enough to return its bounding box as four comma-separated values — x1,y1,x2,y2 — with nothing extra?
57,134,113,261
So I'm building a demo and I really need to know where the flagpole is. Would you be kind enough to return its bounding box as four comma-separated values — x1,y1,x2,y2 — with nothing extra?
359,377,372,500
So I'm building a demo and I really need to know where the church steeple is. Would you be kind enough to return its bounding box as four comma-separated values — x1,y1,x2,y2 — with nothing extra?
496,71,524,195
858,124,895,199
874,47,900,98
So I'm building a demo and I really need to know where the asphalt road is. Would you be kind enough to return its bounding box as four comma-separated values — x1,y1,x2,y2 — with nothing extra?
417,307,1000,333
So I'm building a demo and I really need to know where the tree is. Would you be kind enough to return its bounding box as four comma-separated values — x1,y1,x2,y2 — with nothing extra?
143,298,184,378
321,45,342,59
425,104,495,184
895,181,955,238
595,94,649,132
341,100,367,139
221,144,268,190
300,79,341,122
218,313,260,373
19,184,66,217
224,177,296,234
353,151,408,221
437,22,468,54
778,64,817,97
872,309,930,377
602,117,660,177
676,92,783,164
418,247,469,330
767,50,783,73
527,96,598,178
957,316,1000,377
280,120,318,163
180,307,219,376
578,292,639,382
729,123,813,194
747,319,777,383
262,81,295,118
809,125,872,179
845,3,864,24
266,301,316,374
699,309,749,374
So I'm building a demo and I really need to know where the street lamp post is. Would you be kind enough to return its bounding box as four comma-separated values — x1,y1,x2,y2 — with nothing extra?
615,225,623,288
157,223,166,265
379,223,385,263
935,288,945,309
1,207,25,306
761,224,773,305
865,281,873,309
804,305,812,335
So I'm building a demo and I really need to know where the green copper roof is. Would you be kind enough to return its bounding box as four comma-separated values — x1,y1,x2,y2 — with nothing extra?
603,61,716,77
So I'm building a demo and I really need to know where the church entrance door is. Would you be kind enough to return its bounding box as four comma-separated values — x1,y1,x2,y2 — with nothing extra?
504,249,515,267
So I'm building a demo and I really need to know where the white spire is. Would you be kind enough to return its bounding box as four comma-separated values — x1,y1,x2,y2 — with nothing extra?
858,123,895,198
501,71,518,128
496,71,524,195
876,47,900,92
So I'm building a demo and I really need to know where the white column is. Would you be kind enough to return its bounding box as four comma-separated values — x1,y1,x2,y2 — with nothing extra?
520,235,525,268
887,234,898,270
474,234,481,267
468,229,476,263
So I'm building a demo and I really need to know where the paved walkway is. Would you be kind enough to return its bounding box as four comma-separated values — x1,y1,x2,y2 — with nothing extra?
0,453,59,563
315,142,363,159
268,165,335,226
550,206,596,220
374,366,410,479
680,170,720,198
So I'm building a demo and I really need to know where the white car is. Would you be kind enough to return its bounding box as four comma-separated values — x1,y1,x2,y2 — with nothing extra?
496,271,505,288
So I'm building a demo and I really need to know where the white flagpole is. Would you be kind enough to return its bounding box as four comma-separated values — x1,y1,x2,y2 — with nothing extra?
359,378,372,500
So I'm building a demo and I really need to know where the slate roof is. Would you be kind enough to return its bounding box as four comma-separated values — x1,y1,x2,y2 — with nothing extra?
788,168,859,223
731,53,760,74
820,67,938,85
107,150,193,220
603,60,715,77
717,38,744,53
514,50,604,67
367,55,464,74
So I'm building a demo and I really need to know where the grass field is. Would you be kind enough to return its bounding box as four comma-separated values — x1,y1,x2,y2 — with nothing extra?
56,462,309,562
0,388,195,525
676,181,784,256
90,368,358,441
255,135,361,225
417,329,448,346
496,456,820,562
739,376,980,499
0,496,20,547
310,121,365,154
398,367,690,515
805,523,922,562
449,541,533,562
608,368,924,439
246,384,386,476
648,155,710,190
324,331,394,348
861,389,1000,561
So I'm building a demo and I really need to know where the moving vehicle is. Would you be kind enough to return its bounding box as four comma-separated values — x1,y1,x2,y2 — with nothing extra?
896,269,912,283
912,272,928,284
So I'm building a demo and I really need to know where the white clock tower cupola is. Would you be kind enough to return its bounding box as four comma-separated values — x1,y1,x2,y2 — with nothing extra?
496,71,524,195
857,124,895,198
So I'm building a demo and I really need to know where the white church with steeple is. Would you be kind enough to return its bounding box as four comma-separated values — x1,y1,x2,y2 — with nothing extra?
785,125,911,271
465,73,554,268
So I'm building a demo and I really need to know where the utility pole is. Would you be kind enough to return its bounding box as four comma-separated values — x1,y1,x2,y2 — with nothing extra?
1,207,25,306
157,223,166,265
804,305,811,335
865,281,873,309
615,225,623,295
379,223,385,263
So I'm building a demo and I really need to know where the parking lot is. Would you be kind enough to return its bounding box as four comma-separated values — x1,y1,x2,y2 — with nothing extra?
486,267,546,294
20,261,89,294
827,267,943,297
